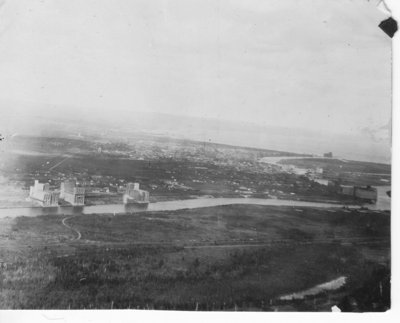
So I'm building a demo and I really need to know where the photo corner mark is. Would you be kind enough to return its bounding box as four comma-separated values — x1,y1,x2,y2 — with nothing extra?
379,16,398,38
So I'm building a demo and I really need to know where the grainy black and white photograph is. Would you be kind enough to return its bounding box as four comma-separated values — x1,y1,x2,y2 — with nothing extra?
0,0,396,314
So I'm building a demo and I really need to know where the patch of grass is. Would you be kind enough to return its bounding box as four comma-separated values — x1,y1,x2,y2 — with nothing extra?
1,205,390,310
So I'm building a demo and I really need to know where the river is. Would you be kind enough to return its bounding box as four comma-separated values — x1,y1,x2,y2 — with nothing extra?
369,185,391,211
279,276,347,300
0,197,363,219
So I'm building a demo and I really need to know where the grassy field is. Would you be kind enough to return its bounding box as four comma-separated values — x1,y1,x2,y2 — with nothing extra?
0,205,390,310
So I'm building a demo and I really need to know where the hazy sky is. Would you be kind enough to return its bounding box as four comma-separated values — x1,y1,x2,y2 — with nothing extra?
0,0,392,137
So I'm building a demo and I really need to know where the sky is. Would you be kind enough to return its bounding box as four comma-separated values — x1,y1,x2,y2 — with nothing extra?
0,0,392,144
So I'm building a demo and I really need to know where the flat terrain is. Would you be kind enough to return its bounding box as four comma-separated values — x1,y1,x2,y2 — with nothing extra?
0,205,390,310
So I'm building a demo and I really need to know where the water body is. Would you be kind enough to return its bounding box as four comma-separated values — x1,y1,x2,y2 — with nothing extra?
259,156,334,176
279,276,347,300
0,198,359,219
369,185,391,211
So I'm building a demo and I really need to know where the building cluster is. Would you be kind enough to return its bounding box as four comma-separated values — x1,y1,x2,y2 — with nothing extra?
30,180,85,207
328,181,377,203
29,180,149,207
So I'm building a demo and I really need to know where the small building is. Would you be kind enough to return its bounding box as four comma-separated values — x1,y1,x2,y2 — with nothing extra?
29,180,59,207
324,152,333,158
123,183,149,204
60,180,85,205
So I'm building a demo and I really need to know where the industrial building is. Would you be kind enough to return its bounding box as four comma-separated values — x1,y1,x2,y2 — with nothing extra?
60,180,85,205
123,183,149,204
29,180,59,207
338,184,377,203
354,186,377,202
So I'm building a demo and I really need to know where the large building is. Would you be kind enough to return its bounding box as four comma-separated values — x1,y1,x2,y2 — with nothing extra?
354,186,377,203
60,180,85,205
123,183,149,204
338,184,377,203
29,180,59,207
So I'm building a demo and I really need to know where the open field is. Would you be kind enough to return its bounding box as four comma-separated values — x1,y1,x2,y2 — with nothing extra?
0,205,390,310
